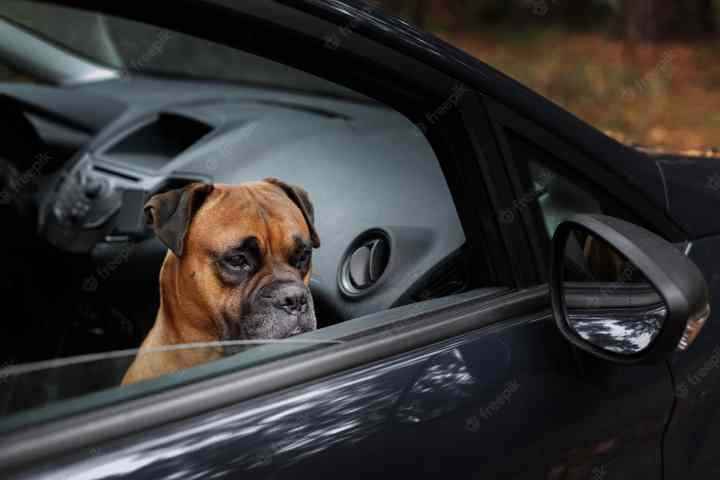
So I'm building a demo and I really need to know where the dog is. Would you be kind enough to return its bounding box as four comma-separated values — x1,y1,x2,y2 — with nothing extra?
122,178,320,385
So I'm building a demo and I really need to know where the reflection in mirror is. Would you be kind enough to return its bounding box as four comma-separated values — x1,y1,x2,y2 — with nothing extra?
562,228,666,355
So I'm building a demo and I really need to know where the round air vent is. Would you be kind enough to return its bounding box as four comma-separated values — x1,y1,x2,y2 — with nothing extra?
339,230,391,297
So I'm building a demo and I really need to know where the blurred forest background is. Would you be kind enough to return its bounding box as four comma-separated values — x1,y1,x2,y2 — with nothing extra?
379,0,720,155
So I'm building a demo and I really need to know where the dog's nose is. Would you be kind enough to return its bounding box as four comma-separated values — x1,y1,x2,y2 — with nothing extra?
274,285,308,315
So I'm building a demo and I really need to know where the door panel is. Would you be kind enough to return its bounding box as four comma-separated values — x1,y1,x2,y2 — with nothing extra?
22,298,673,479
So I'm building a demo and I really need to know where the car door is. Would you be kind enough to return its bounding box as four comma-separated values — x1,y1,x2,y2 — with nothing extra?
0,2,681,479
2,294,673,480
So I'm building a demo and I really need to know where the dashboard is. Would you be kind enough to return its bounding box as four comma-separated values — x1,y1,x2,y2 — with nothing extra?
0,77,466,326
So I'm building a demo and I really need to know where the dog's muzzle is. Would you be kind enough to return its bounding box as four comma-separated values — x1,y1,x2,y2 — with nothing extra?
235,281,317,340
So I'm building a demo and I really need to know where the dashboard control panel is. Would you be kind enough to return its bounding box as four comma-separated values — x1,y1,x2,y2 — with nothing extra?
42,155,123,252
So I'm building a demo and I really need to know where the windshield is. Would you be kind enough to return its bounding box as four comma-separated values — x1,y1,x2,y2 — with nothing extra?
0,1,363,99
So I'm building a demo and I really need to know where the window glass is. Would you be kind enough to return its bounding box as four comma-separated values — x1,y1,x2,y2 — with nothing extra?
506,130,636,242
0,1,483,425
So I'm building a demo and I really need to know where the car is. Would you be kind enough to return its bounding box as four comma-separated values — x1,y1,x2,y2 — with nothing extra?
0,1,717,478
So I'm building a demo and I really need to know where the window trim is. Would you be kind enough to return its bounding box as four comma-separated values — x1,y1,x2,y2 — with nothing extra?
459,92,541,287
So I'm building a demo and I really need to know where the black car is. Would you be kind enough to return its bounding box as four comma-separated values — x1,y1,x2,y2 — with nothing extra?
0,1,717,478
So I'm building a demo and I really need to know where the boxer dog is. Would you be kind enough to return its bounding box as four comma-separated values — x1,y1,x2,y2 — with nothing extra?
122,178,320,384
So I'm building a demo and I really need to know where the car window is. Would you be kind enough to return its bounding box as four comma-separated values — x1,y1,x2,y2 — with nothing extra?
0,2,498,427
506,129,641,242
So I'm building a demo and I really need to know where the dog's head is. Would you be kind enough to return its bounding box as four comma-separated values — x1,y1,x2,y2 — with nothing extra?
144,178,320,340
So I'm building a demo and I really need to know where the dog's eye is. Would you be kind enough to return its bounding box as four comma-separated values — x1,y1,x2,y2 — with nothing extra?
294,250,311,270
225,254,252,272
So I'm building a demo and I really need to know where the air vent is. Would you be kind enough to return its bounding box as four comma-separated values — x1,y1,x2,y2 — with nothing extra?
339,230,391,297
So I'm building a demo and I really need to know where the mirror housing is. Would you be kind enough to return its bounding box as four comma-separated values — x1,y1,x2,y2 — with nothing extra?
551,214,710,364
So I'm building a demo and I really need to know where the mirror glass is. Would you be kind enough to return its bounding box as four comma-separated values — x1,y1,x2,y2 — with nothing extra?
562,228,666,355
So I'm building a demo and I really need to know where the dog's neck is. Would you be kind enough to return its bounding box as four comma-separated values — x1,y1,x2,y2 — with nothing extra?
153,253,219,346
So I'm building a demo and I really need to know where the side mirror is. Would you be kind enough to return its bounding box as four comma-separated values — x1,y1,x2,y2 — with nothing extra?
550,214,710,364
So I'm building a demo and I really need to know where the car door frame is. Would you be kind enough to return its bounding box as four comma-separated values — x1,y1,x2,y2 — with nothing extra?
0,0,533,472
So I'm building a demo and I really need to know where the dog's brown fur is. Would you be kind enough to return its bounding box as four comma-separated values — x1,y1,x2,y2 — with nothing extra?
122,180,317,385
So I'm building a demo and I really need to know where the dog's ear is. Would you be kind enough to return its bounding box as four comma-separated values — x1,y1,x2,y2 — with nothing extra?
264,178,320,248
144,182,214,257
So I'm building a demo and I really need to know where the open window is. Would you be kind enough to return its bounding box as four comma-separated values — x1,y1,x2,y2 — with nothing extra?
0,0,508,428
